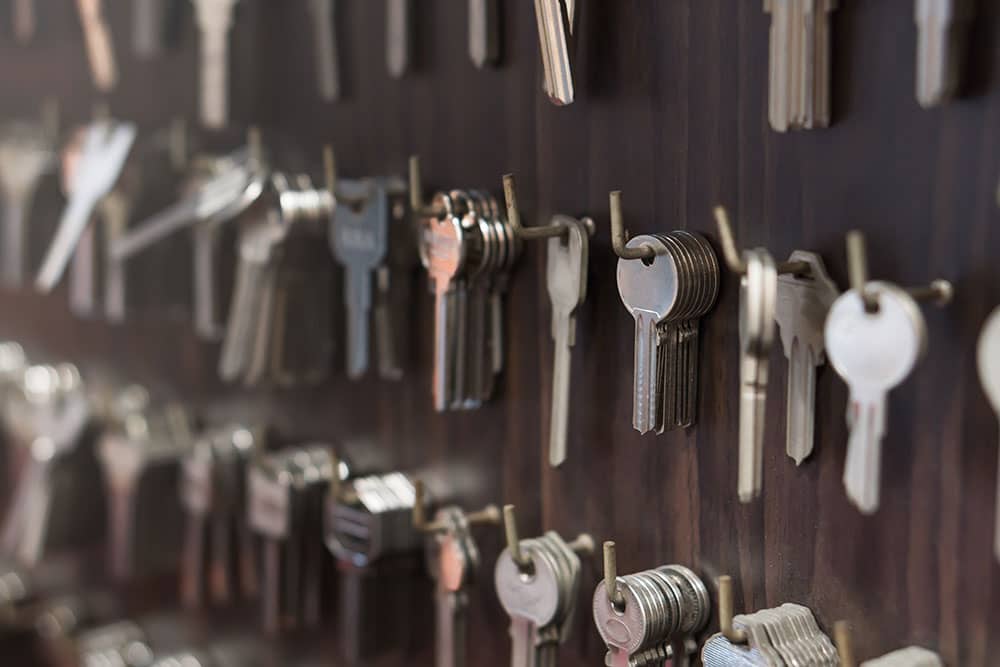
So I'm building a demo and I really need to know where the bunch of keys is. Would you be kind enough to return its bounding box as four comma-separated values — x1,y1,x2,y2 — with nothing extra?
494,505,592,667
613,194,720,434
591,542,710,667
218,173,335,387
0,113,56,288
534,0,578,105
860,647,943,667
915,0,974,108
325,470,424,662
180,424,263,608
74,620,154,667
247,445,344,635
97,387,194,581
703,578,838,666
329,174,411,381
414,481,501,667
765,0,837,131
414,162,522,412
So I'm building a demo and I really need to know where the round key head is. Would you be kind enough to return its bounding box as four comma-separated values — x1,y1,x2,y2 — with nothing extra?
418,192,465,285
825,282,926,393
978,306,1000,410
546,216,589,313
494,539,563,627
592,576,658,655
616,235,678,321
425,507,479,592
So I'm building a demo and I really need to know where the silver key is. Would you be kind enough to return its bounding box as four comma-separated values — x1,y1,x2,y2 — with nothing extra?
737,249,777,503
469,0,500,68
861,647,943,667
36,121,136,292
309,0,341,101
915,0,973,108
192,0,240,129
0,121,54,287
774,251,838,465
826,282,926,514
12,0,36,43
617,235,675,435
134,0,165,58
77,0,118,91
386,0,412,78
765,0,836,132
427,508,479,667
977,307,1000,561
534,0,577,105
545,216,588,467
331,180,388,380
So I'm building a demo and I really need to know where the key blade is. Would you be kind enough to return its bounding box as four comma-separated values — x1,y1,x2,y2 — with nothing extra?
134,0,164,58
535,0,575,105
843,397,885,514
309,0,341,101
386,0,412,78
468,0,500,68
549,311,574,467
786,339,818,465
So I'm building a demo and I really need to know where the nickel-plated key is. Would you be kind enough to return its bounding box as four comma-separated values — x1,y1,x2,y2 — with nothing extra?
36,121,136,292
469,0,500,68
331,180,389,380
915,0,974,108
826,282,926,514
134,0,166,58
309,0,341,101
12,0,36,44
545,216,588,467
534,0,577,105
192,0,240,129
76,0,119,92
774,251,838,465
386,0,412,78
0,122,54,288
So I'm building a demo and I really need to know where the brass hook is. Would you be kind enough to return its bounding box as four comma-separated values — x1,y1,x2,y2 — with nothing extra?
834,620,856,667
502,504,534,573
713,205,811,276
603,541,626,611
409,154,427,214
412,479,500,533
846,229,953,313
248,126,263,167
503,173,566,240
718,575,748,644
41,98,60,143
323,145,337,197
92,102,111,123
567,533,596,557
609,191,656,261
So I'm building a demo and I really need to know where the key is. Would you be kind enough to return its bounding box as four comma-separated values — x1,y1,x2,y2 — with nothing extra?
179,436,213,607
192,0,240,129
76,0,119,92
861,647,943,667
765,0,837,132
534,0,577,105
134,0,165,58
0,122,54,287
774,251,838,465
545,216,588,467
426,508,479,667
386,0,412,78
616,235,676,434
915,0,974,108
737,249,777,503
374,181,415,380
102,191,135,322
12,0,36,44
331,180,388,380
309,0,341,101
36,121,136,292
420,196,466,411
977,307,1000,562
826,282,926,514
469,0,500,68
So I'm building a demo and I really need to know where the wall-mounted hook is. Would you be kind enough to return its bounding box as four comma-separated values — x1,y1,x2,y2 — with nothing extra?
846,229,953,313
717,575,748,644
602,541,626,611
248,126,263,167
412,479,501,533
323,144,337,197
609,191,656,261
409,154,427,215
834,620,856,667
41,98,60,143
713,206,811,276
503,173,595,241
502,504,534,573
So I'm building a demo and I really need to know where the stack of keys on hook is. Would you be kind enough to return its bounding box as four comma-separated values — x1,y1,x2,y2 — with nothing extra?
825,282,926,514
861,647,943,667
179,424,263,608
592,564,710,667
247,445,343,635
325,471,422,662
701,604,839,666
616,232,720,434
737,249,777,503
419,190,521,411
494,529,591,666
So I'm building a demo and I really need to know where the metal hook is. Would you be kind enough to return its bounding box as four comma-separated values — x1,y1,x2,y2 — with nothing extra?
718,575,748,644
834,620,856,667
503,173,566,240
323,145,337,198
409,154,426,214
609,191,656,260
412,480,500,533
502,504,534,573
248,126,263,167
603,541,626,611
846,229,953,313
713,205,811,276
41,98,60,143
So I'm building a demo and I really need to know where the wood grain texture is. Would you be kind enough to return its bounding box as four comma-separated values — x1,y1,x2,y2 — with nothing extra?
1,0,999,664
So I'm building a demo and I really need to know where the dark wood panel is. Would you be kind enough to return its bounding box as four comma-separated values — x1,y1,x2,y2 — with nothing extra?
1,0,999,664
